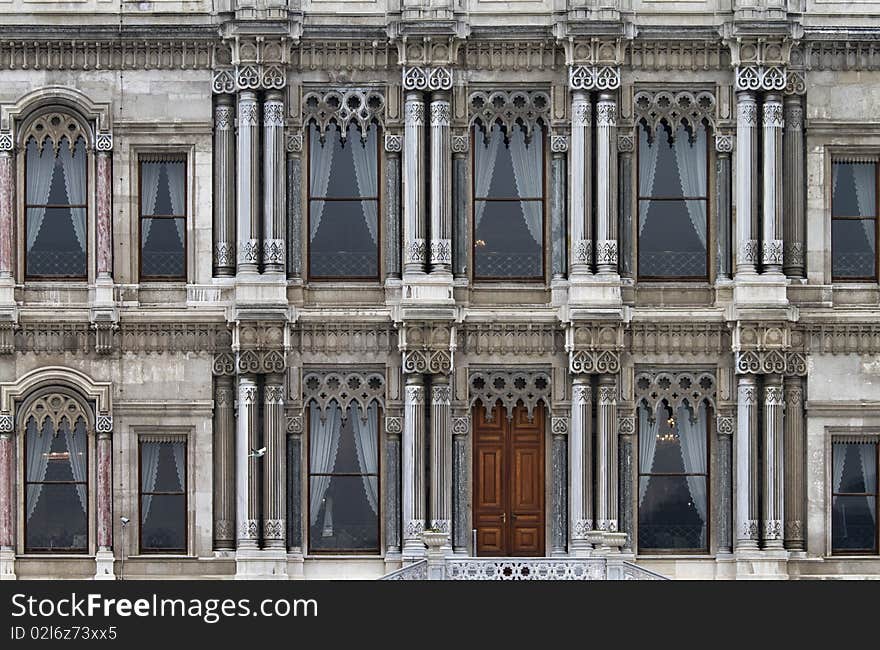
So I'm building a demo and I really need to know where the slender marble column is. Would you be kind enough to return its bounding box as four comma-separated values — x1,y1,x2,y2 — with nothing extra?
95,150,113,278
570,92,592,274
618,414,634,552
550,136,568,279
716,413,734,554
452,415,470,554
735,91,758,275
287,417,303,551
262,91,286,274
402,376,426,558
596,376,618,532
429,93,451,273
783,95,806,278
595,93,618,275
403,92,427,274
453,136,469,280
385,415,402,556
762,94,785,274
385,136,402,279
569,377,593,555
735,376,760,550
262,375,286,548
429,379,452,540
213,95,236,277
213,376,236,550
715,135,733,280
0,431,13,551
0,147,12,278
96,428,112,552
551,416,568,555
287,137,302,280
784,376,806,551
236,375,259,549
763,376,785,549
617,133,634,280
236,91,260,273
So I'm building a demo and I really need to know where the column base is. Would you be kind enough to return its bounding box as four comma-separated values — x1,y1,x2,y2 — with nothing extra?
235,548,289,580
234,271,288,307
733,548,790,580
568,273,622,308
287,552,305,580
402,537,427,562
550,278,569,308
0,548,15,580
401,271,454,306
0,274,14,308
569,538,593,558
733,272,788,307
384,551,403,573
94,548,116,580
92,274,115,308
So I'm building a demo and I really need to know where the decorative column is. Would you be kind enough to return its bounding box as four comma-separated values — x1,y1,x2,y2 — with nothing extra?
569,91,592,274
429,93,452,273
403,92,427,275
236,376,259,549
735,91,758,275
95,136,113,279
452,414,470,554
617,412,635,553
715,133,734,280
213,375,236,550
762,94,785,274
617,133,634,280
385,415,402,558
596,376,618,534
94,415,114,579
262,375,286,548
429,379,452,546
0,135,13,279
550,134,568,280
550,415,569,556
716,412,735,554
452,134,469,280
783,376,805,551
783,95,806,278
213,95,236,277
236,91,260,273
385,134,403,279
569,377,592,555
735,376,759,550
595,93,618,275
402,376,426,559
286,410,303,551
286,132,303,280
0,420,14,571
262,91,286,274
763,376,785,549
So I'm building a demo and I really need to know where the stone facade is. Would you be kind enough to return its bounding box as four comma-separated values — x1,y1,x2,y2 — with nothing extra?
0,1,879,580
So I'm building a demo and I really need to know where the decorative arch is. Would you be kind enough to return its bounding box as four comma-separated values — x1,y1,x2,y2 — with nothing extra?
302,370,386,420
468,90,550,143
1,85,111,147
468,369,552,422
633,89,715,144
634,369,716,421
302,88,385,143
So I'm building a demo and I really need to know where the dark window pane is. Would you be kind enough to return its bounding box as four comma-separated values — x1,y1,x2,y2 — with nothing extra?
474,200,543,278
141,495,186,551
474,123,543,200
141,217,185,277
309,200,379,278
638,475,708,550
638,125,707,199
638,199,708,278
142,160,186,216
832,495,877,552
832,162,876,217
26,483,88,552
310,122,378,199
308,475,379,552
832,219,876,278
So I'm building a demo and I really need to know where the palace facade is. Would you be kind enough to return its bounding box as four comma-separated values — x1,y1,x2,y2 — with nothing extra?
0,1,878,580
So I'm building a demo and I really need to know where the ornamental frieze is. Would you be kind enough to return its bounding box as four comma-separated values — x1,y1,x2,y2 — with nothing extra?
627,322,729,356
567,322,624,374
463,41,563,72
295,322,396,355
399,322,454,376
456,322,563,357
735,351,807,377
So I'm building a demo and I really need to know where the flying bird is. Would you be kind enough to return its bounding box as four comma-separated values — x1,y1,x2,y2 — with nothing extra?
248,447,266,458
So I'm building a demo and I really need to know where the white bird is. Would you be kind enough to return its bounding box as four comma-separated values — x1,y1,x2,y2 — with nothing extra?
249,447,267,458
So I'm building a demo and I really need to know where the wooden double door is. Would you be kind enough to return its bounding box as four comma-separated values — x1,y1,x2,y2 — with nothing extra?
473,401,545,556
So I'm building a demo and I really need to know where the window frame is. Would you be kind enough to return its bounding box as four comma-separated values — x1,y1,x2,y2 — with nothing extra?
830,158,879,283
470,121,547,283
137,436,188,555
830,438,879,556
305,402,382,555
636,399,712,555
306,121,382,283
137,154,188,283
635,121,712,283
22,135,90,281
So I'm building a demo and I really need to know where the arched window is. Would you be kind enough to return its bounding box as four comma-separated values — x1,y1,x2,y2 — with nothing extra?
22,392,91,553
23,112,90,279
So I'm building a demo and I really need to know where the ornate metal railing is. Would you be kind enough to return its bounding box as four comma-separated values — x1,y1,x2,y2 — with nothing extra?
379,560,428,580
310,251,378,278
639,250,706,278
474,251,542,278
446,557,606,580
833,252,875,279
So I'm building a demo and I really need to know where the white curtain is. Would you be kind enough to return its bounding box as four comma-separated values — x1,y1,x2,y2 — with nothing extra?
140,161,162,245
638,404,661,505
166,161,187,248
638,128,660,236
833,443,848,539
25,139,56,252
351,402,379,516
673,127,708,248
351,125,379,246
309,401,343,526
140,441,162,523
58,138,87,253
474,124,502,230
858,443,877,526
509,126,543,245
852,163,877,253
677,402,708,546
171,441,185,492
26,421,55,520
309,126,335,240
63,420,87,515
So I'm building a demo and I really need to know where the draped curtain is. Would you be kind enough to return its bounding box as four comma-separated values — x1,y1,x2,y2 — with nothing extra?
25,139,57,252
833,443,848,538
64,419,87,515
676,402,708,547
350,125,379,246
58,138,87,253
351,402,379,516
309,401,343,526
638,128,660,236
638,404,661,505
166,161,187,247
858,443,877,526
141,442,162,523
309,125,336,240
852,163,877,253
140,161,163,245
474,124,502,230
672,126,708,248
26,419,55,521
509,125,543,244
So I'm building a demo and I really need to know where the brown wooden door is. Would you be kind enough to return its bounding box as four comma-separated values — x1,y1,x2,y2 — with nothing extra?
473,402,545,556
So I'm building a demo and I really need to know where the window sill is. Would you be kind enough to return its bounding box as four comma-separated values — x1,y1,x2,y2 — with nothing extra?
17,553,92,559
635,554,715,560
303,554,384,560
126,554,197,560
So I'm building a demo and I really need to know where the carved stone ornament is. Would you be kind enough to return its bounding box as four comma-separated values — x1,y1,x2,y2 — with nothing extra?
0,132,12,151
572,239,592,266
735,65,787,92
551,416,569,435
237,349,286,375
402,349,452,375
568,65,620,91
22,112,90,154
569,350,620,375
286,133,303,154
617,134,633,153
95,132,113,152
303,370,386,420
633,90,716,143
0,414,13,433
762,239,784,266
384,134,402,153
735,351,807,376
21,393,92,432
286,414,304,435
551,135,569,153
452,134,469,154
716,415,735,437
212,68,237,94
468,370,551,422
595,240,618,266
385,416,403,435
303,88,385,142
403,66,453,91
715,134,734,153
617,414,635,436
468,90,551,142
634,370,717,415
213,352,236,376
430,239,452,265
452,416,470,436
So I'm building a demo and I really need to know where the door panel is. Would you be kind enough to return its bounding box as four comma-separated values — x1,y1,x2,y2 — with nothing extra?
473,403,507,555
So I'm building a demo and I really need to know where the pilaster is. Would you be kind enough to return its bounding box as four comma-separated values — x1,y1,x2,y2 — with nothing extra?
429,379,452,551
763,376,785,550
94,416,114,580
403,91,427,277
783,94,805,279
262,375,286,550
783,376,805,552
569,377,593,556
214,95,236,277
236,375,260,551
761,94,784,276
213,374,236,551
596,375,619,537
735,91,758,277
429,93,452,275
595,93,618,276
262,91,286,274
735,375,759,551
0,428,14,580
569,91,592,276
402,376,427,560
